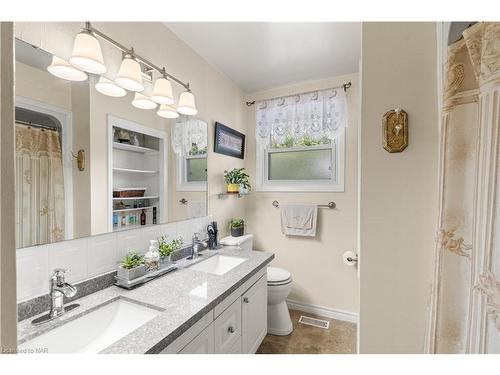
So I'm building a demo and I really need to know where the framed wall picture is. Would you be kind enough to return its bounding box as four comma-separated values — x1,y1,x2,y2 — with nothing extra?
214,122,245,159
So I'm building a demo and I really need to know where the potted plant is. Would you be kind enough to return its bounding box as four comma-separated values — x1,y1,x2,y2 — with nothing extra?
223,168,251,194
117,251,145,280
229,218,245,237
158,236,183,264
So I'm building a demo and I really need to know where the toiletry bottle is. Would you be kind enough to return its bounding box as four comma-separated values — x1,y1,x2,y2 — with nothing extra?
144,240,160,272
121,214,126,227
140,209,146,225
153,207,157,224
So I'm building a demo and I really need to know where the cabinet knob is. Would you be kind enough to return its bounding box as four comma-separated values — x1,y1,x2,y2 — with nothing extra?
227,326,235,334
243,297,249,303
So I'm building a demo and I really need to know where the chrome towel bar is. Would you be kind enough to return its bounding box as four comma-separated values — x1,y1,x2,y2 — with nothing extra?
272,200,336,209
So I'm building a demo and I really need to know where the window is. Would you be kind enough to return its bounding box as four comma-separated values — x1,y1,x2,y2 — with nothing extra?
255,87,347,192
172,117,208,191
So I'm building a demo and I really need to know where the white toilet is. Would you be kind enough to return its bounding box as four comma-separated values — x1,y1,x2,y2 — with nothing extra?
267,266,293,335
219,233,293,336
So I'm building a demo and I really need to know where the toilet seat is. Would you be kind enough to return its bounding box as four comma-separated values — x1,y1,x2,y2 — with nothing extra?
267,267,292,286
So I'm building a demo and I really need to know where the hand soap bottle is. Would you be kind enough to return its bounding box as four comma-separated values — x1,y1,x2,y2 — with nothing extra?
145,240,160,272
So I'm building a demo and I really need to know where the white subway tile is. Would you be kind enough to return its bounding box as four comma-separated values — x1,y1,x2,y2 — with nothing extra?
87,233,117,277
17,245,49,301
48,238,88,284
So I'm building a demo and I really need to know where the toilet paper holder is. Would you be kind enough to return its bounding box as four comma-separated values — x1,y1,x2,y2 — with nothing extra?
346,255,358,262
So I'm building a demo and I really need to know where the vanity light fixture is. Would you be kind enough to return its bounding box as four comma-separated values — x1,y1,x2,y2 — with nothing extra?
115,54,144,92
49,22,198,117
95,77,127,97
47,56,88,82
157,104,179,119
151,75,174,105
132,92,157,110
177,89,198,116
69,30,107,75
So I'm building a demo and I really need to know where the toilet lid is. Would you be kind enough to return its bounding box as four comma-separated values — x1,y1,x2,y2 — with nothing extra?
267,267,291,283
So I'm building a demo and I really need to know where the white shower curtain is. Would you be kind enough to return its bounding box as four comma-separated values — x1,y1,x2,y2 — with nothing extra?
426,22,500,354
15,124,65,248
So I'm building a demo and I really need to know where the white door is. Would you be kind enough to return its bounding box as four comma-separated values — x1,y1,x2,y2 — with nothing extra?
242,275,268,353
179,324,214,354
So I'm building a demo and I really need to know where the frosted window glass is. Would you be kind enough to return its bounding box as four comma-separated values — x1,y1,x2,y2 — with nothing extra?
187,157,207,182
268,148,333,180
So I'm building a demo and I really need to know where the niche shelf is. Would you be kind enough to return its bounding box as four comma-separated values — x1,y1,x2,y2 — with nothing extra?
217,192,250,199
107,115,167,232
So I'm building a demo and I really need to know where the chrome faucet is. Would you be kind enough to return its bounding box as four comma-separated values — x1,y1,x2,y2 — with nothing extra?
49,268,77,318
190,232,207,259
31,269,80,325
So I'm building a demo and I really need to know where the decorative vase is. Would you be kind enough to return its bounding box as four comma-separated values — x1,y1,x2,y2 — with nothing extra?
227,183,240,194
160,254,171,265
231,226,244,237
117,264,146,281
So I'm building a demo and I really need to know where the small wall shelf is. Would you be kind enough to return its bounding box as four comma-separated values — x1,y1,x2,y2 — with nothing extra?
112,142,159,154
217,192,250,199
112,206,154,213
113,167,158,174
113,196,159,200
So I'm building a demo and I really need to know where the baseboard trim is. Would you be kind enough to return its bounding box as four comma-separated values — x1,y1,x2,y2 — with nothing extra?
286,299,358,324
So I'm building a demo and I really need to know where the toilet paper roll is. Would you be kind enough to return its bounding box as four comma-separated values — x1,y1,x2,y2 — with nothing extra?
343,251,358,266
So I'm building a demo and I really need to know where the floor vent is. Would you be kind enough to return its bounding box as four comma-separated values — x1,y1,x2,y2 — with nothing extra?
298,315,330,329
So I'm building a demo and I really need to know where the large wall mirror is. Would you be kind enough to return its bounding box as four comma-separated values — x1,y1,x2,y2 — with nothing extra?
14,38,208,249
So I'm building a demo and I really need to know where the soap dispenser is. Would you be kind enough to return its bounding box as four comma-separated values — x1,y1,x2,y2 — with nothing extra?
145,240,160,272
207,221,219,250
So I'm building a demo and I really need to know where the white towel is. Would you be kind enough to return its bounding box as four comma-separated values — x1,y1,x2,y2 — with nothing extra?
186,200,206,218
280,204,318,237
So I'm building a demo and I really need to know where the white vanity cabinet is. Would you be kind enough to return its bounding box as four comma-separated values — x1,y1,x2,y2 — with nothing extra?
241,275,267,353
161,267,267,354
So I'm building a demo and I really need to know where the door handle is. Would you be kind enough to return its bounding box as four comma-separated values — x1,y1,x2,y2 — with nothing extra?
243,297,249,303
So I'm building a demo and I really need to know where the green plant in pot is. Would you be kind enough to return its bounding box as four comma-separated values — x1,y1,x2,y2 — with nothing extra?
229,218,245,237
224,168,251,194
117,251,145,281
158,236,183,263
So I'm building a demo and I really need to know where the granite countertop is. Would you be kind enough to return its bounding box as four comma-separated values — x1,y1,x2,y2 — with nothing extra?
17,247,274,354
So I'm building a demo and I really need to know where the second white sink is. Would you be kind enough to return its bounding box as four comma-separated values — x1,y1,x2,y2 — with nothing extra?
189,255,246,275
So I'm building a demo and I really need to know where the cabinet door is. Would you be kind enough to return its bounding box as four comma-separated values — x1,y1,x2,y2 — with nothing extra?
179,324,214,354
214,298,242,353
242,275,267,353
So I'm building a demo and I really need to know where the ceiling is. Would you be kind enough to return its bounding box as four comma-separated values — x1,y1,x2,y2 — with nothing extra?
165,22,361,93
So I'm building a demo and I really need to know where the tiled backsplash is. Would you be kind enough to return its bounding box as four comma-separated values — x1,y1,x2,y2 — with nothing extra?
16,216,212,302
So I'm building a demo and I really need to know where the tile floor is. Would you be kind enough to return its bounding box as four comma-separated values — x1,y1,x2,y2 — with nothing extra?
256,309,357,354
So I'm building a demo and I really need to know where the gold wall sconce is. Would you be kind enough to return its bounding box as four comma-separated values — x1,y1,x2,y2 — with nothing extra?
383,108,408,153
71,149,85,171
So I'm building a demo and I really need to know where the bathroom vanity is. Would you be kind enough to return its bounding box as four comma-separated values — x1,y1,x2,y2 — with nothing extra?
17,247,273,354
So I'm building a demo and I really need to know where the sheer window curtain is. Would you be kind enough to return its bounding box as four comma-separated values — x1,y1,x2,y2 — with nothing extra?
425,22,500,354
15,124,65,248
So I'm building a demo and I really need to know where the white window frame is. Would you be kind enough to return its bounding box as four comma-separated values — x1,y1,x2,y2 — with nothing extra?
255,130,345,192
176,151,207,192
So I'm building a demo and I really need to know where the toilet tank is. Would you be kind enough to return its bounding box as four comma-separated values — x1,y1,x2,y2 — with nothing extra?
220,234,254,251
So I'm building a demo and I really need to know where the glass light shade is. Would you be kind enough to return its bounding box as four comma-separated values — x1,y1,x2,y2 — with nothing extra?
157,104,179,119
95,77,126,97
132,93,157,110
47,56,88,81
177,91,198,115
115,57,144,92
151,77,174,105
69,31,107,74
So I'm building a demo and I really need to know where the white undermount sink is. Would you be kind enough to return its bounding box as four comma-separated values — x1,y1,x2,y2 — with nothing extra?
19,299,161,353
189,255,246,275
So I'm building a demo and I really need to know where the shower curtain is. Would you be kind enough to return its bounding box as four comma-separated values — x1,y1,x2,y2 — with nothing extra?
15,124,65,248
425,22,500,354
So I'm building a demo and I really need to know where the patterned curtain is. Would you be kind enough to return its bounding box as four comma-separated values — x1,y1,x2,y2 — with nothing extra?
255,86,347,148
426,22,500,354
15,124,65,248
171,116,207,156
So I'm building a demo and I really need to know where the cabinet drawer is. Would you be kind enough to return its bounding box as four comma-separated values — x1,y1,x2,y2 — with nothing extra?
214,298,241,353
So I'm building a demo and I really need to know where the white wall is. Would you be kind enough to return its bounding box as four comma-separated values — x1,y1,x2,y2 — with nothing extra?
358,22,439,353
244,73,359,315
